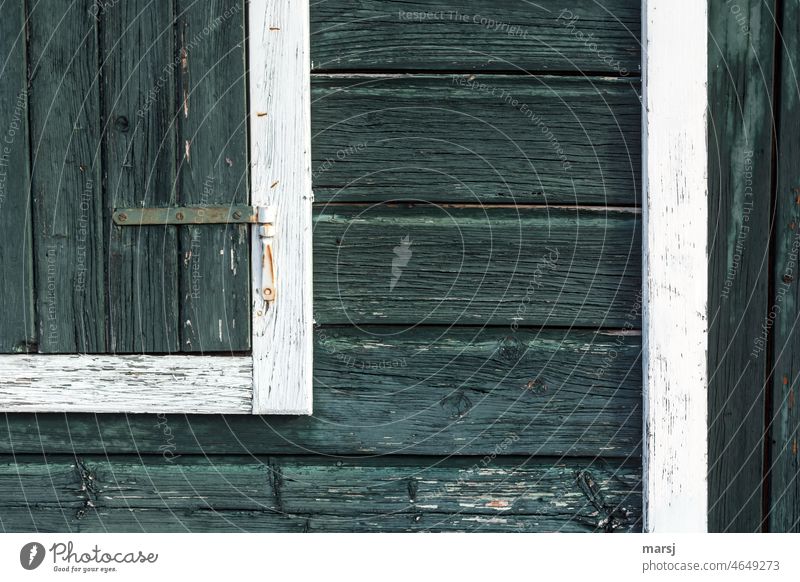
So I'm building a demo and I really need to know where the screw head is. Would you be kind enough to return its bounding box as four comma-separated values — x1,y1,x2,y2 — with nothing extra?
232,210,242,220
175,212,185,221
117,213,128,222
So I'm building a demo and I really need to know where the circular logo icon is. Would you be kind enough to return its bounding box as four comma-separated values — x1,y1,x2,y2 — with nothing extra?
20,542,46,570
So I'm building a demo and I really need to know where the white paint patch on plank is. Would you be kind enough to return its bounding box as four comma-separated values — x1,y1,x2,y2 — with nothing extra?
248,0,313,414
642,0,709,532
0,355,252,413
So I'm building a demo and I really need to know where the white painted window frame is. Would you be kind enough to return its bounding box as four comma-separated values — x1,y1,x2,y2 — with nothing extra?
0,0,708,531
0,0,313,415
642,0,708,532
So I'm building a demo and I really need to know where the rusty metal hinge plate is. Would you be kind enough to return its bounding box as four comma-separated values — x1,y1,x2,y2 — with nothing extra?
112,205,277,303
113,205,264,226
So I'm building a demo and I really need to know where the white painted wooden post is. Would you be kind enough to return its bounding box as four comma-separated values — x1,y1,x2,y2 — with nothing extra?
248,0,314,414
642,0,709,531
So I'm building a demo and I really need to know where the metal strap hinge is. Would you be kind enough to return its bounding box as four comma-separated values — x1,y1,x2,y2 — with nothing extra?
113,205,268,226
113,205,277,303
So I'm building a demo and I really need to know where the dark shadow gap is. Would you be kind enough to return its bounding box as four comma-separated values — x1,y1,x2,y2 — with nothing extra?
762,0,785,534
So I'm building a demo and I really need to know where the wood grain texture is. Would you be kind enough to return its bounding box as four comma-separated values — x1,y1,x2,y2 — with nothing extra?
642,0,708,532
0,455,642,532
310,0,641,74
768,0,800,534
312,75,641,205
0,354,252,413
0,328,642,456
313,205,641,326
28,0,106,353
177,0,250,352
707,0,775,533
249,0,314,413
0,508,633,532
0,0,650,535
0,0,35,353
103,0,180,353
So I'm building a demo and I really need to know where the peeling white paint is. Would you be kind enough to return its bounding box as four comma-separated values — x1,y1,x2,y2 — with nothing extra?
0,355,252,413
249,0,313,415
642,0,708,533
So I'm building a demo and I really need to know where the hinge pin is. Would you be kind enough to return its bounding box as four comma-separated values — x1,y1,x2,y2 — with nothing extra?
260,223,276,302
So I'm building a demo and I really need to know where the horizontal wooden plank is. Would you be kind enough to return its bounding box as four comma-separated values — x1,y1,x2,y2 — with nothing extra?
0,327,642,456
310,0,641,74
0,455,642,532
314,206,642,326
0,508,632,533
0,355,252,413
312,75,641,204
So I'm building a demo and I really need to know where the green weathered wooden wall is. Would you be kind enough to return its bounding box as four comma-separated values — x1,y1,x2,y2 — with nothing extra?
707,0,775,532
0,0,644,532
708,0,800,532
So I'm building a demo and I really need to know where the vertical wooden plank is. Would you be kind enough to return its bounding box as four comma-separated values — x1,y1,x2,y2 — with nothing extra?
28,0,105,353
707,0,775,532
770,0,800,533
249,0,313,414
176,0,250,352
0,0,35,353
642,0,709,532
103,0,179,353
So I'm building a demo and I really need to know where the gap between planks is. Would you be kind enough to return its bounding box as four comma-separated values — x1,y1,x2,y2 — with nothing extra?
311,69,642,79
315,202,642,212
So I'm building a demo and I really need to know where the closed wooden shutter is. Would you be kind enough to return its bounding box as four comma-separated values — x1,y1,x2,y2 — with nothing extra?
1,0,251,355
